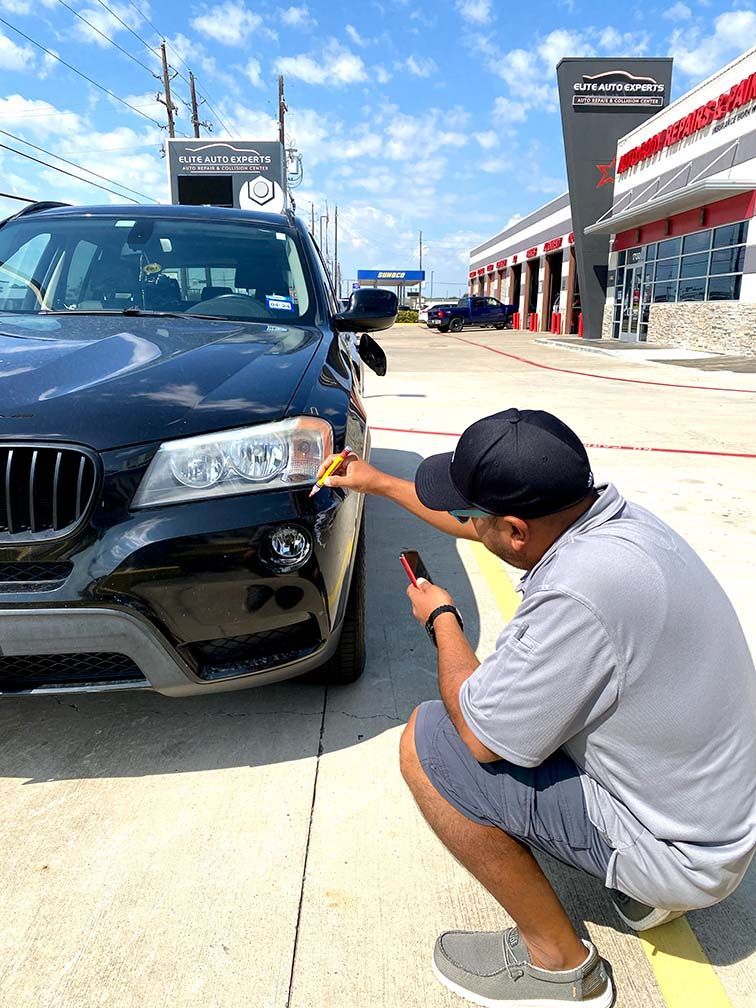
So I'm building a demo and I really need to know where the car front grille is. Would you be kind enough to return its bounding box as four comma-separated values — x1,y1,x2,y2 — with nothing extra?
186,617,323,681
0,562,73,592
0,652,147,692
0,444,98,542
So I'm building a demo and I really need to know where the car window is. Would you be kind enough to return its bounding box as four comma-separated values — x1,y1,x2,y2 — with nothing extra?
0,215,314,324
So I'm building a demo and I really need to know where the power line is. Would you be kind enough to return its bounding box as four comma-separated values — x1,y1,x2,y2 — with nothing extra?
121,0,234,136
90,0,161,58
0,141,141,203
0,17,165,131
55,0,157,77
0,192,34,204
0,129,158,203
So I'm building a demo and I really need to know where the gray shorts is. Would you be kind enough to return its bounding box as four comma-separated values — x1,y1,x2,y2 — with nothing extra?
414,700,613,882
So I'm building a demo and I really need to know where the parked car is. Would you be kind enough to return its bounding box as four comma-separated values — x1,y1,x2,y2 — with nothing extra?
420,302,455,324
0,201,396,696
427,295,514,333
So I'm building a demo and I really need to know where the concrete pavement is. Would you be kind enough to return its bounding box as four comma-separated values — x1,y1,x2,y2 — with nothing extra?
0,326,753,1008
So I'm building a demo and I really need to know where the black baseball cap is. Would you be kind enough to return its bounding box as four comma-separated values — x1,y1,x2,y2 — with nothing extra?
415,408,594,519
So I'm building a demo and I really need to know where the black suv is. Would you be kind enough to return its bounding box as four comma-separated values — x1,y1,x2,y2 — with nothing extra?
0,202,396,696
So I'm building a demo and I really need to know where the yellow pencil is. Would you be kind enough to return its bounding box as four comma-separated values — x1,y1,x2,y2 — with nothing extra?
309,446,352,497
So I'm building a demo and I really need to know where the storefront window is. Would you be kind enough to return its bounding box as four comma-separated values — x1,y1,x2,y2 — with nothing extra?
657,236,682,258
680,252,709,278
682,231,711,254
710,246,745,274
708,275,742,300
612,219,748,339
713,222,747,247
678,276,707,301
653,281,677,302
655,258,679,282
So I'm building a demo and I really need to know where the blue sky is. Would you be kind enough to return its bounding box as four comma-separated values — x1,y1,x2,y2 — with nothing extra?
0,0,755,294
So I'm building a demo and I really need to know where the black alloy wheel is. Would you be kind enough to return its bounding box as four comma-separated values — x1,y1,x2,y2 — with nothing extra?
449,317,464,333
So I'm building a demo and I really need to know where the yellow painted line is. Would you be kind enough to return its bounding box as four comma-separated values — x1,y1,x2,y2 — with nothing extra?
639,920,732,1008
461,539,519,623
462,538,733,1008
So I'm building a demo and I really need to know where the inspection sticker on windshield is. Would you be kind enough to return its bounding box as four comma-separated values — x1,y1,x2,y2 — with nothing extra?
266,295,294,312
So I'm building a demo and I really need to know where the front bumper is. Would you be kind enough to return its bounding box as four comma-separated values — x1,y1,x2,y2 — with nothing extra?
0,605,340,696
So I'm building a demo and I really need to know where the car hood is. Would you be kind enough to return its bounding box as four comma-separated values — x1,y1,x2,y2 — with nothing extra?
0,314,322,450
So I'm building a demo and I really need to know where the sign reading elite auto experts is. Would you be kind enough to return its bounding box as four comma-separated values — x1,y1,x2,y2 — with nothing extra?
557,57,673,340
167,139,286,212
572,69,666,112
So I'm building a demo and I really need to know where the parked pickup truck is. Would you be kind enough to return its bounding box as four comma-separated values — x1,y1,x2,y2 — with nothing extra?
427,295,514,333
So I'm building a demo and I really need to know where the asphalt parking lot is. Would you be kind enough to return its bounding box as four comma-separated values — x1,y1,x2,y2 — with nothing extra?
0,325,754,1008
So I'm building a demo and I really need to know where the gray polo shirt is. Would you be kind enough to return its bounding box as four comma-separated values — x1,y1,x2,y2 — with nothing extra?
459,483,756,910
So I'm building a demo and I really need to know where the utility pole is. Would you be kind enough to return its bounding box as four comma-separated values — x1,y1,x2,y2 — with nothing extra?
278,75,288,205
334,205,339,297
418,229,424,308
188,72,201,137
310,202,315,237
158,41,178,138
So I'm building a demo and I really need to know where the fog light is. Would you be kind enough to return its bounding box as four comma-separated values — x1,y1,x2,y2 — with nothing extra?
267,525,312,571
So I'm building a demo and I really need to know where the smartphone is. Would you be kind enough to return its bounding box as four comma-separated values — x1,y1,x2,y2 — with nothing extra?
400,550,432,586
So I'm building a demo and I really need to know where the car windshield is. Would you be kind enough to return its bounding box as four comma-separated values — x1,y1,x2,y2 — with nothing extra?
0,214,314,323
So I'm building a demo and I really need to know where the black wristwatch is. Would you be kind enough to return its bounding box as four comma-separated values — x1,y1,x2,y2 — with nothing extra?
425,605,464,647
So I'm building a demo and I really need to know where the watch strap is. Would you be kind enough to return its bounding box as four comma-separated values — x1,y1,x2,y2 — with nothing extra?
425,604,464,646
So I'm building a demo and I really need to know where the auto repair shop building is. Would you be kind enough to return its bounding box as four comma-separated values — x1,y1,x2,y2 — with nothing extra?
468,193,579,335
470,44,756,354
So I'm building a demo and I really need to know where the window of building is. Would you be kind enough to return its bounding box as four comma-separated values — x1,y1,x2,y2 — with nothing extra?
613,218,748,338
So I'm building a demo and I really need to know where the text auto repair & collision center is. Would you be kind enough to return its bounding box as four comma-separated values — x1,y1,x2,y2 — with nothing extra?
469,45,756,354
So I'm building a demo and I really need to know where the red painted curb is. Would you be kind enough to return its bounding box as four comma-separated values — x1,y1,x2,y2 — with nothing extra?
453,335,756,395
371,426,756,459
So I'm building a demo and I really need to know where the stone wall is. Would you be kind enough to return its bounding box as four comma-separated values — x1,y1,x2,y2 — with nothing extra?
601,303,613,340
648,302,756,356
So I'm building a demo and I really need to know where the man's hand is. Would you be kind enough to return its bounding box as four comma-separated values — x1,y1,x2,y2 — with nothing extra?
316,452,388,495
406,579,455,625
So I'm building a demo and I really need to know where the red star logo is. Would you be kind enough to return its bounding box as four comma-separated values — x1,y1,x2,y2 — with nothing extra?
596,158,616,188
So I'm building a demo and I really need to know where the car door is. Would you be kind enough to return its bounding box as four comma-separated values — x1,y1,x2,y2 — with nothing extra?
487,297,506,322
471,296,489,325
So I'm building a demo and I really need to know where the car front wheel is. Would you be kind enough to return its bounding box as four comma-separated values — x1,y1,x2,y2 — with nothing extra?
319,518,366,685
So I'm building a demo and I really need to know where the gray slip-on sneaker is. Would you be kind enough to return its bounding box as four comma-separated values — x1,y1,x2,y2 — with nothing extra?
609,889,685,932
432,926,614,1008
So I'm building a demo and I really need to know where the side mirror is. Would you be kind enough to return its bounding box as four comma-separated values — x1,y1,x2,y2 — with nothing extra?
357,333,387,376
332,287,398,334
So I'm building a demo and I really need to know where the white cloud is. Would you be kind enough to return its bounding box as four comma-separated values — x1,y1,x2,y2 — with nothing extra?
480,157,509,173
375,65,392,84
346,24,367,47
275,41,366,86
474,130,498,149
663,2,691,21
456,0,492,24
404,54,437,77
191,2,262,46
669,10,756,78
0,0,31,13
281,5,316,29
492,96,528,124
0,95,83,136
244,57,263,87
0,28,34,71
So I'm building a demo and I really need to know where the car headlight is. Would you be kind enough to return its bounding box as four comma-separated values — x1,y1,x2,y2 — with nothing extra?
132,417,333,508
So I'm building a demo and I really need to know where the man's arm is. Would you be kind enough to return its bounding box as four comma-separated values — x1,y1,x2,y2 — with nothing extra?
318,455,480,542
407,581,501,763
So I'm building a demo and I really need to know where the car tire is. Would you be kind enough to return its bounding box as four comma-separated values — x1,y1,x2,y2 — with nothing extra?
319,518,366,685
494,323,506,329
449,317,463,333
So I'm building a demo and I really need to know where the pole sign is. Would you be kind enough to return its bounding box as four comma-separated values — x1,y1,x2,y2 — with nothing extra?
356,270,426,282
557,58,673,339
167,139,286,212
